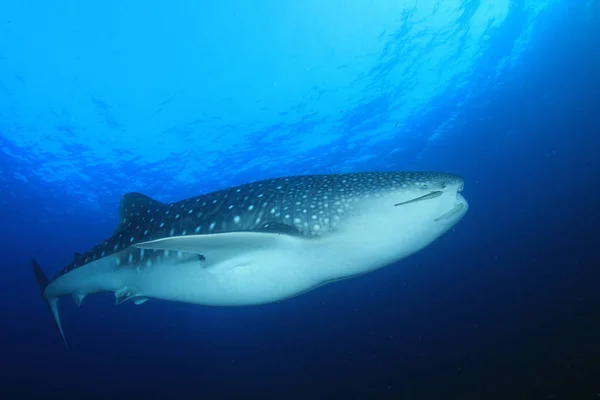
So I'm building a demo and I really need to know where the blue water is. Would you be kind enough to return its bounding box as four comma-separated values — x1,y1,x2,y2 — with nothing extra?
1,1,599,398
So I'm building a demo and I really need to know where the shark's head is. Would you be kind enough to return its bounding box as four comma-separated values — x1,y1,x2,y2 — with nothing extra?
389,172,468,235
331,172,469,267
390,171,468,227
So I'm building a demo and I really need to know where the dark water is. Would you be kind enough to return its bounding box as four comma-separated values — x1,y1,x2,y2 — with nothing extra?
1,1,599,399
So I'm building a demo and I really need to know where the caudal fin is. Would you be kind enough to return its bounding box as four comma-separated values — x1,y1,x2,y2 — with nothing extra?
31,259,68,348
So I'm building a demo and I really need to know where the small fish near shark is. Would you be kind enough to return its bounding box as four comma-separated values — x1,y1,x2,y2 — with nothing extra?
32,171,469,347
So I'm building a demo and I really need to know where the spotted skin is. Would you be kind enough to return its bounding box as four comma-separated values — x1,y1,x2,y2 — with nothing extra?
56,171,463,279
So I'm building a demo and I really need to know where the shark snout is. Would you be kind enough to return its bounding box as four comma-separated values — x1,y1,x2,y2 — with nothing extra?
456,192,468,208
440,176,465,205
434,188,468,223
455,180,467,206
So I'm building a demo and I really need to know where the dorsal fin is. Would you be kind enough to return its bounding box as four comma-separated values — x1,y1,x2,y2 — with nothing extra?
115,192,165,234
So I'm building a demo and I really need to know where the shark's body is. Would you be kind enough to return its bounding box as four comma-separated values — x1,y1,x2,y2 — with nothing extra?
32,171,469,346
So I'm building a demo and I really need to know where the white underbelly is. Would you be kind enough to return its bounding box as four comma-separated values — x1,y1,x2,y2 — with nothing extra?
126,224,436,306
126,243,331,306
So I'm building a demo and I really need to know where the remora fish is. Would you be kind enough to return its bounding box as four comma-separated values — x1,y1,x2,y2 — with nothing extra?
32,171,468,347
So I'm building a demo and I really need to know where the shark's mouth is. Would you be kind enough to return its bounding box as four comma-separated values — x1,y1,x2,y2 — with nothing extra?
394,191,443,207
434,202,466,222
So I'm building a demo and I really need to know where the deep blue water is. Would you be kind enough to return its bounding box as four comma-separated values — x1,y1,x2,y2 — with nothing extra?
1,1,599,399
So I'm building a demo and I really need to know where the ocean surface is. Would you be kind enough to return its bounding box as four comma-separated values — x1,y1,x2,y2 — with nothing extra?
1,1,599,399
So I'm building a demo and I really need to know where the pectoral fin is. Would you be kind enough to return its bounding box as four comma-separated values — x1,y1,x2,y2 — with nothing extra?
133,231,298,273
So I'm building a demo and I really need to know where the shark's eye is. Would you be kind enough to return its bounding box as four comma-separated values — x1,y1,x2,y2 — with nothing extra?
440,183,447,189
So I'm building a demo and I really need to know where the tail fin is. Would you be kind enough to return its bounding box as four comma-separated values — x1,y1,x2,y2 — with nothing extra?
31,259,68,348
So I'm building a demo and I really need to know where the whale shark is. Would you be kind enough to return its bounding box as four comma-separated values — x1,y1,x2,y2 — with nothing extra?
32,171,468,347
